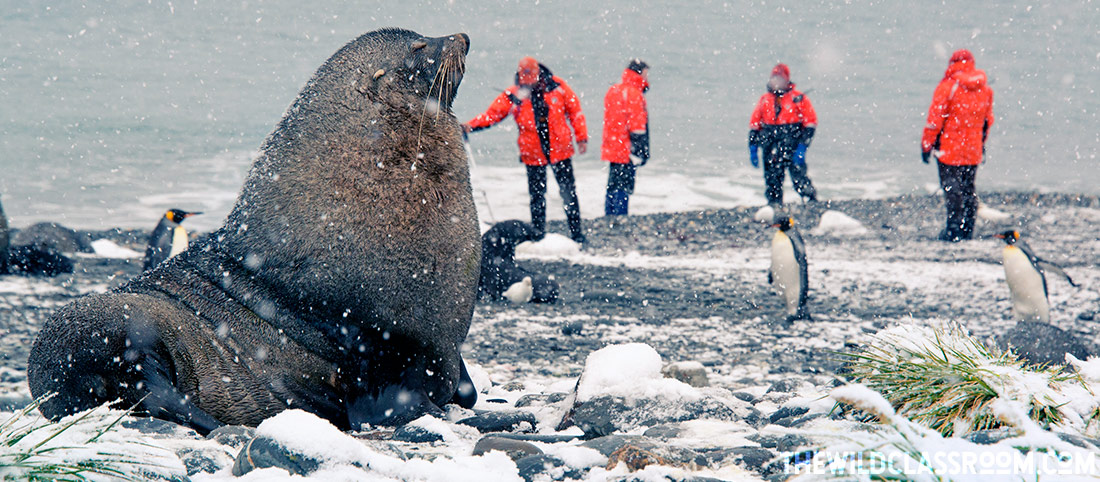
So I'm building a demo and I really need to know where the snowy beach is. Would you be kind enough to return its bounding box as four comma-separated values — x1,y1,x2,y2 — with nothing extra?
0,191,1097,480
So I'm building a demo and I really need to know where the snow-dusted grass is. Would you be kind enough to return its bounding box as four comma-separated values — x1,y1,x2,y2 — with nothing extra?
840,323,1100,438
0,396,185,481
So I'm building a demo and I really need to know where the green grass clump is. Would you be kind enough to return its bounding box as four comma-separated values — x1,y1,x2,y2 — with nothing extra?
0,395,183,481
840,323,1095,437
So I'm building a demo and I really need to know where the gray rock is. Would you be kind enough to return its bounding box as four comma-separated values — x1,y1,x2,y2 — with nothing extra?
11,222,94,253
177,446,233,476
515,454,585,482
580,434,708,468
232,436,324,476
206,425,254,449
997,321,1091,366
662,362,710,387
766,379,801,393
642,423,683,440
562,395,737,438
472,436,543,461
703,446,779,475
121,417,202,440
768,405,809,424
964,428,1017,445
731,391,757,403
458,410,537,433
392,424,444,443
561,320,584,336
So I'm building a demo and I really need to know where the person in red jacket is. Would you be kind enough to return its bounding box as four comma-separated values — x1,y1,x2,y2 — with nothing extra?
602,59,650,216
464,57,589,243
921,49,994,242
748,63,818,206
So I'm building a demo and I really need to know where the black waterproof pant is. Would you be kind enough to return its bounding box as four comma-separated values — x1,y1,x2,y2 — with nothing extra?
763,157,817,206
759,125,816,205
527,159,584,242
938,162,978,241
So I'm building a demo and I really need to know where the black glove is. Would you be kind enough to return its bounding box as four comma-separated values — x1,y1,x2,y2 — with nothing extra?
629,131,650,166
800,126,816,147
921,150,931,164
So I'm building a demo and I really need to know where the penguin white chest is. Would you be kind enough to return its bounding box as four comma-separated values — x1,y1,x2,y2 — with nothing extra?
770,231,802,315
169,226,189,258
1003,245,1049,323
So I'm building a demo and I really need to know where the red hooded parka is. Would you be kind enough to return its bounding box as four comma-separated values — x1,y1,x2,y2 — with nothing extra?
601,68,649,165
466,66,588,167
921,50,995,166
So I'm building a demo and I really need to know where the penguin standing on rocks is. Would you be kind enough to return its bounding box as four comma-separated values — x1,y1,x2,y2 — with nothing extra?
994,230,1077,323
143,209,201,271
0,198,9,271
769,215,811,322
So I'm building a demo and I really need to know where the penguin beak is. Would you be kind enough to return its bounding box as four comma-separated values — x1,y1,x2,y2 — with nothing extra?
993,233,1005,239
184,212,203,218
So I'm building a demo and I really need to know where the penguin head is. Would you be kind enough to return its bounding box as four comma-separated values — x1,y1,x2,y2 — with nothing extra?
770,215,794,231
993,230,1020,245
165,209,202,224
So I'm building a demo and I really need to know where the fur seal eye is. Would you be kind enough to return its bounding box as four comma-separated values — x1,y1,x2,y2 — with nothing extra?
411,39,428,51
373,69,386,80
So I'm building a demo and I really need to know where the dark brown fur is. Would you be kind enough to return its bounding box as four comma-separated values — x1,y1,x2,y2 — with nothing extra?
28,28,478,432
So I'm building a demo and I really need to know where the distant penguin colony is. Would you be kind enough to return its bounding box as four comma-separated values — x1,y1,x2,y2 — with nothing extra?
769,215,811,322
994,230,1077,323
143,209,201,271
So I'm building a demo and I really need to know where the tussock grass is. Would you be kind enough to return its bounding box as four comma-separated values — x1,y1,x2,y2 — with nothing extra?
0,395,184,481
839,323,1098,438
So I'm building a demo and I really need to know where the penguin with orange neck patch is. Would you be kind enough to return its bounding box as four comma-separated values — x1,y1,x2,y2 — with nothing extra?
769,215,811,322
143,209,201,271
994,230,1077,323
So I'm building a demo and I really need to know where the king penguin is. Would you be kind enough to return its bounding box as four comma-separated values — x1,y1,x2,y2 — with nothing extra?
769,215,812,322
143,209,201,271
994,230,1077,323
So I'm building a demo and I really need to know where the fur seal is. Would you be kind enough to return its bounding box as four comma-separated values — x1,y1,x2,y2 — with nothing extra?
28,28,478,433
0,199,73,277
479,220,559,303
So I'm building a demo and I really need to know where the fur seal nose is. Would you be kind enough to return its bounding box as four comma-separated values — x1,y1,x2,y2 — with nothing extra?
453,33,470,55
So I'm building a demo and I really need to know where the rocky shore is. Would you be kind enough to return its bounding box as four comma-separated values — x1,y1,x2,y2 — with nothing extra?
0,191,1098,481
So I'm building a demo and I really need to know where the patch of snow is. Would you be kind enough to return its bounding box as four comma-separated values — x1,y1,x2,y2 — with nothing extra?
830,384,896,422
543,445,606,469
753,205,775,223
575,343,700,403
253,410,523,481
90,238,143,258
515,233,581,259
809,210,868,236
977,203,1012,222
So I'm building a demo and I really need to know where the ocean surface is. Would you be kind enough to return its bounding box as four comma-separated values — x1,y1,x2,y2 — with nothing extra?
2,0,1097,231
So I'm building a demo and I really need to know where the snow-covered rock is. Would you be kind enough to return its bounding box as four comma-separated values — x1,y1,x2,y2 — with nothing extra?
515,233,581,259
809,210,868,236
90,238,143,258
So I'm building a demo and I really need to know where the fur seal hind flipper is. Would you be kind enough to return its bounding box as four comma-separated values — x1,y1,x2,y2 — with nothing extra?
26,291,220,432
449,358,477,409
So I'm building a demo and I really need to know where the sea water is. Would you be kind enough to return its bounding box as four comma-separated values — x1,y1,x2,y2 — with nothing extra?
1,1,1096,231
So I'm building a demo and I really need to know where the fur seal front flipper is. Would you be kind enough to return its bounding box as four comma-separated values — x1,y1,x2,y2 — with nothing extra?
28,28,478,433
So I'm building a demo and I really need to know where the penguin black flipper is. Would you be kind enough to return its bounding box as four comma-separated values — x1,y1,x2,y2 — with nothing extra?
1037,260,1078,288
787,225,811,320
144,218,175,271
